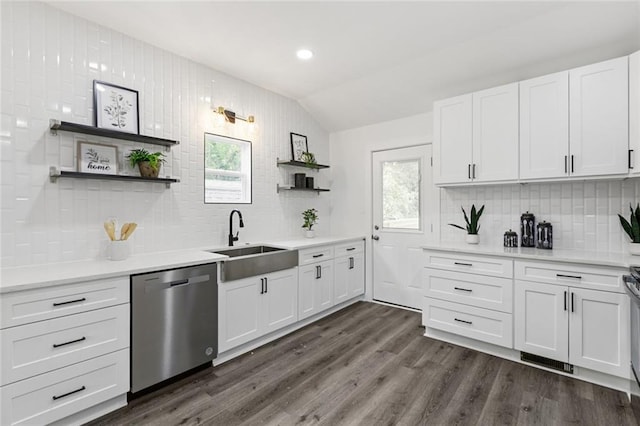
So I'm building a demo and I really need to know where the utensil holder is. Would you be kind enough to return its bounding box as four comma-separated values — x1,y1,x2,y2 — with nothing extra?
109,240,130,261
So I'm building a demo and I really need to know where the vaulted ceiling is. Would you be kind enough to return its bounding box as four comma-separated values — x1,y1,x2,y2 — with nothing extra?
49,1,640,132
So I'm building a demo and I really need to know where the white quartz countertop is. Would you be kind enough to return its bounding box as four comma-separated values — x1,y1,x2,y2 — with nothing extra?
0,236,367,294
422,243,636,269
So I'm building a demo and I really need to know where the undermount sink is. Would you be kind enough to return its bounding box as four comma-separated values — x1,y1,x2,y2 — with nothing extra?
207,245,298,282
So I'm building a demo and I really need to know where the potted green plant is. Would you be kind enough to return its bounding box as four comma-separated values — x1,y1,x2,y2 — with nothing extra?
126,148,166,178
302,208,318,238
618,203,640,255
449,204,485,244
301,152,316,167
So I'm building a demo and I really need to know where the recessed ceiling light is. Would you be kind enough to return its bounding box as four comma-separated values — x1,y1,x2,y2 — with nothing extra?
296,49,313,60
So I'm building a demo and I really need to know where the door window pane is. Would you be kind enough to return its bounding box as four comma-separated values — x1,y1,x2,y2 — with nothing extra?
382,159,420,229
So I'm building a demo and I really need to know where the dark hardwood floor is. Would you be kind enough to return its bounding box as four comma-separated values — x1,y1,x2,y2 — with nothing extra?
89,302,640,425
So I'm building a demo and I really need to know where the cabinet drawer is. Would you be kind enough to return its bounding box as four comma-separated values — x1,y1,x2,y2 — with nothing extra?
334,240,364,257
298,246,334,266
1,305,129,385
0,349,129,426
1,277,130,329
425,251,513,279
514,260,624,293
422,297,513,348
423,268,513,313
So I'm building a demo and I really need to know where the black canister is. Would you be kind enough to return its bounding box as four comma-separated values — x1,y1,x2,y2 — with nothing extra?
521,211,535,247
504,229,518,247
294,173,306,188
305,177,314,189
536,221,553,249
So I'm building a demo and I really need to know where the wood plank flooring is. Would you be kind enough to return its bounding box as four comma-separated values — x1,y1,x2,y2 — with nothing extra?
88,302,640,425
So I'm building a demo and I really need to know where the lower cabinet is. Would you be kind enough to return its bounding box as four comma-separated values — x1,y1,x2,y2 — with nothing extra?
514,280,630,378
218,268,298,353
334,251,365,304
299,260,334,320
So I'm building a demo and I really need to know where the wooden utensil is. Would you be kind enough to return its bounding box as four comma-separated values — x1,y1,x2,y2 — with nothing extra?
120,223,131,241
122,223,137,240
103,221,116,241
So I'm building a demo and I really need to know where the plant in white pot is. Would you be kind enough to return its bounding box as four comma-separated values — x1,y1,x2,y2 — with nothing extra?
449,204,484,244
302,208,318,238
618,203,640,255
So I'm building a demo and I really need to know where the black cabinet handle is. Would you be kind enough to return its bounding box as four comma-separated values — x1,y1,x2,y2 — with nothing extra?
564,291,567,311
564,155,568,173
260,278,265,294
472,163,476,179
454,262,473,267
630,149,634,169
349,257,354,269
556,274,581,280
454,318,472,325
571,292,575,313
468,164,471,179
312,254,324,258
454,287,472,292
53,336,86,348
265,277,268,293
571,155,574,173
316,265,322,279
53,297,86,307
346,247,356,251
53,385,86,401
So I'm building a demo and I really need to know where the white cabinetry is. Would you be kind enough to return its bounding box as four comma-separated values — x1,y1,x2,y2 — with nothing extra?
472,83,519,183
433,94,472,184
299,258,334,320
334,241,365,304
218,268,297,353
629,50,640,174
0,277,130,426
422,252,514,349
519,71,569,179
569,56,628,177
514,260,629,378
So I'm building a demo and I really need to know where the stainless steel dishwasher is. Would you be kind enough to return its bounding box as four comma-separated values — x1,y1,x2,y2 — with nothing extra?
131,263,217,394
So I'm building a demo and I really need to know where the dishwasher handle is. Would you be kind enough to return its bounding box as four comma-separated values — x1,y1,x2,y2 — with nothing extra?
145,274,211,292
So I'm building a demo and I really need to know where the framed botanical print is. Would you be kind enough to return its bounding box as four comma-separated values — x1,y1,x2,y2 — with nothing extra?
290,132,308,162
78,141,118,175
93,80,140,134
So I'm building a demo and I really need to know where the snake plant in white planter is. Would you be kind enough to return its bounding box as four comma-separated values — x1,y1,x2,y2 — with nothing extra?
449,204,485,244
618,203,640,255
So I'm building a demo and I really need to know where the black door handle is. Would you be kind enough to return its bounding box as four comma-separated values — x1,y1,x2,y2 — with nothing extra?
265,277,268,293
564,291,567,311
53,336,87,348
571,292,575,313
53,297,86,307
260,278,264,294
630,149,634,169
468,164,471,179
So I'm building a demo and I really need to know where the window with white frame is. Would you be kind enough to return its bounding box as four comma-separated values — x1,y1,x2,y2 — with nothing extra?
204,133,252,204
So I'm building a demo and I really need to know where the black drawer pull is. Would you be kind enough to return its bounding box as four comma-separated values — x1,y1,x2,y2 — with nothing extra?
454,318,473,325
346,248,356,251
454,262,472,267
53,297,86,307
454,287,472,292
53,385,86,401
312,254,324,258
556,274,582,280
53,336,86,348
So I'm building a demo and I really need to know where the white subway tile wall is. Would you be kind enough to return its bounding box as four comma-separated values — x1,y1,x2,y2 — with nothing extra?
439,179,640,253
0,2,330,267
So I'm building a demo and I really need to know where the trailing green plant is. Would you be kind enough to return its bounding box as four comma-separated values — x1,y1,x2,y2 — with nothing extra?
302,208,318,230
301,151,316,166
126,148,166,171
618,203,640,243
448,204,485,235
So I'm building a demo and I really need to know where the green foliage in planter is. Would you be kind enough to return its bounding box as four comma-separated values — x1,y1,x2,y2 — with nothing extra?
448,204,485,235
618,203,640,243
301,152,316,166
302,208,318,230
126,148,166,171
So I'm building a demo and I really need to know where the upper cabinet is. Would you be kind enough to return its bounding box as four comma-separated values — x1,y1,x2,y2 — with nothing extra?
519,71,569,180
434,54,632,186
569,56,628,177
629,51,640,175
433,84,518,185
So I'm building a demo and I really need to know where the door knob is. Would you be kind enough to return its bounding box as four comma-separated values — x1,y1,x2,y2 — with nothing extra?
374,225,379,230
372,235,380,241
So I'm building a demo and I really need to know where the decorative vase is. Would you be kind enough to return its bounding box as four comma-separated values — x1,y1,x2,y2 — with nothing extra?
305,230,315,238
630,243,640,256
138,162,160,178
466,234,479,244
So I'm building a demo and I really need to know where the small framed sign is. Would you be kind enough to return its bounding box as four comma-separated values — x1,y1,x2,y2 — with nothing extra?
290,132,308,162
94,80,140,134
78,141,118,175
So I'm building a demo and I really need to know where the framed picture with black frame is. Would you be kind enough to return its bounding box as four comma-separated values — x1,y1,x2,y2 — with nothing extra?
93,80,140,134
290,132,308,162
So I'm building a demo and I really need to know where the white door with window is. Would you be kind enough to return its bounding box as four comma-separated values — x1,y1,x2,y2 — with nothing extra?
372,145,436,309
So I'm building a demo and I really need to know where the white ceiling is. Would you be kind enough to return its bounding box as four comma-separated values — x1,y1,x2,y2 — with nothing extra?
48,1,640,132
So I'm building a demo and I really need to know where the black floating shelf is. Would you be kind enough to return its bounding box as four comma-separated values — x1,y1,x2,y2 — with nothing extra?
49,167,179,188
276,158,329,170
276,184,330,194
49,119,179,147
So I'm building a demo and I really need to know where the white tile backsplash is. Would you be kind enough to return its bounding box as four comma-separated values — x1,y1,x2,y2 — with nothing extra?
440,179,640,252
0,2,330,267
